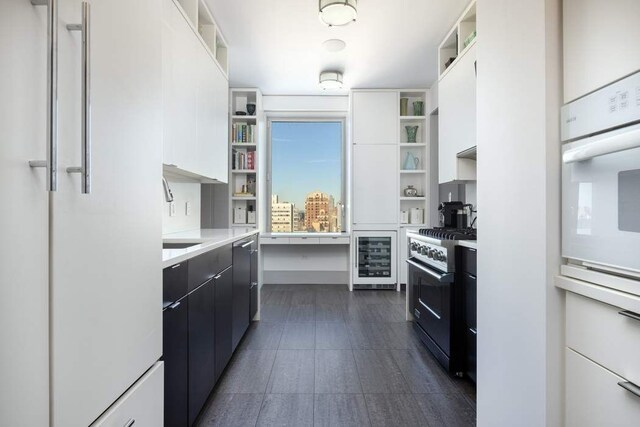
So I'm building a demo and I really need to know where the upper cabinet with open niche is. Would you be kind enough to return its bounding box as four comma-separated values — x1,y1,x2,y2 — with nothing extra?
438,1,476,80
173,0,228,76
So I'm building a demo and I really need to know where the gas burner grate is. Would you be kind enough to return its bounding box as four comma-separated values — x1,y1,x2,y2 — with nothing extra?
418,228,477,241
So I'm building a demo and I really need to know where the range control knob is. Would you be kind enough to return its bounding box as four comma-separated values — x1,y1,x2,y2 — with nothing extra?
420,246,428,255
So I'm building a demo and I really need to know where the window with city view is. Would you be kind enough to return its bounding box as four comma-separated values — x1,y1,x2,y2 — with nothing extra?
269,120,344,233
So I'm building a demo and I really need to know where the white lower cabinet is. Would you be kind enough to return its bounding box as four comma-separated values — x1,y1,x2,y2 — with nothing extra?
565,292,640,426
566,349,640,426
92,362,164,427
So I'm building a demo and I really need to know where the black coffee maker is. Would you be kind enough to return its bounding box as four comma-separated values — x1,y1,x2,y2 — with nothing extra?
439,201,467,228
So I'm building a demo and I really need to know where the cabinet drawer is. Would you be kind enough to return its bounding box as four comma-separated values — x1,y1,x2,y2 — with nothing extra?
319,237,350,245
566,348,640,426
457,246,476,275
567,292,640,385
91,362,164,427
260,237,290,245
163,261,188,306
188,245,232,291
289,237,320,245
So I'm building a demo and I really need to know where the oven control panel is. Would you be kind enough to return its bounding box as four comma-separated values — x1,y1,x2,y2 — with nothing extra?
409,238,451,272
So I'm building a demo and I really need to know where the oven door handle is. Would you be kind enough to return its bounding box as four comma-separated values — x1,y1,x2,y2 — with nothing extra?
406,259,454,283
563,125,640,163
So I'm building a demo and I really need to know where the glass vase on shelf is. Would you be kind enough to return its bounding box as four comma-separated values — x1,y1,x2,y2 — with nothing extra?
405,125,419,143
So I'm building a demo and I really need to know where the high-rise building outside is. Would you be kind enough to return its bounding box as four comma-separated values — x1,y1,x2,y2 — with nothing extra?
304,191,341,232
271,194,297,232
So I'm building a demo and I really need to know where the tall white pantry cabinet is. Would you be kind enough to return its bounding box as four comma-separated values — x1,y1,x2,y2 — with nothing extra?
1,0,163,426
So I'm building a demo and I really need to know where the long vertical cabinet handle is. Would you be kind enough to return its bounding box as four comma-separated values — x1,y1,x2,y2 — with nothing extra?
29,0,58,192
65,2,91,194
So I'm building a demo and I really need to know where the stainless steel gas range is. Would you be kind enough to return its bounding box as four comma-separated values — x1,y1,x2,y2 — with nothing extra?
406,228,476,377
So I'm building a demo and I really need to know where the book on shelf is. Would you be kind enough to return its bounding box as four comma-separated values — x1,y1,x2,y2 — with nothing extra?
232,148,256,171
231,122,256,143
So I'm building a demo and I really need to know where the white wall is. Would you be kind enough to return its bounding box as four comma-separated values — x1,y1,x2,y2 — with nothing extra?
162,178,201,234
476,0,563,426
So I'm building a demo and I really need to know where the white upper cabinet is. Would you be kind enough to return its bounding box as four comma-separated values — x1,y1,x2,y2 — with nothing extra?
352,91,398,144
162,0,229,182
438,43,477,183
563,0,640,103
353,144,398,225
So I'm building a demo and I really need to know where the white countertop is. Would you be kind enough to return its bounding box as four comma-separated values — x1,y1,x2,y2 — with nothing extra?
162,228,259,268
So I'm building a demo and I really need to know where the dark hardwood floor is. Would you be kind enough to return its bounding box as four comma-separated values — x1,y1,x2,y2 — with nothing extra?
196,284,476,427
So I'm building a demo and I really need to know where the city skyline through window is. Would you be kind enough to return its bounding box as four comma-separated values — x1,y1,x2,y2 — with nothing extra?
270,121,344,233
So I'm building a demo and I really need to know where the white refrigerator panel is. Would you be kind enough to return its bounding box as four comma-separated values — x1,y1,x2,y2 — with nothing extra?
353,144,398,225
51,0,163,425
0,1,50,426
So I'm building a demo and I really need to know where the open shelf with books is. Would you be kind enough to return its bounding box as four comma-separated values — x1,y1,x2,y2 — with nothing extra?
229,89,263,228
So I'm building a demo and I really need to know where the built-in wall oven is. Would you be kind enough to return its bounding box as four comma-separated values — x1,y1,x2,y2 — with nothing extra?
562,71,640,284
407,232,464,376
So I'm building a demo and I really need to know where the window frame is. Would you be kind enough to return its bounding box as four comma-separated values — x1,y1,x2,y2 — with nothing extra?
266,117,347,235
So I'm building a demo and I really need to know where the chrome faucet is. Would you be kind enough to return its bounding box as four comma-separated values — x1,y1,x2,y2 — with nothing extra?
162,177,174,203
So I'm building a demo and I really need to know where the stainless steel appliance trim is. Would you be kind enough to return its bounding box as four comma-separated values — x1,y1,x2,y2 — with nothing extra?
65,1,91,194
29,0,58,192
618,381,640,399
406,259,454,282
419,298,441,320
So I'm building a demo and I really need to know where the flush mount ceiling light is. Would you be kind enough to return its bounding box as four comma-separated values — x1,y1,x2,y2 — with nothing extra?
319,0,357,27
319,71,344,90
322,38,347,52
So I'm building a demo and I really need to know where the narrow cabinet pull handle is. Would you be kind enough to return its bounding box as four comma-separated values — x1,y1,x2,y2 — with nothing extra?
171,263,181,269
241,240,255,248
124,419,135,427
65,1,92,194
168,301,181,310
29,0,58,192
469,328,477,335
618,382,640,398
618,310,640,322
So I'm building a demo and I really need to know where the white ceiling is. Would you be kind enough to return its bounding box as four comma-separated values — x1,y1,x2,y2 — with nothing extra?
205,0,469,95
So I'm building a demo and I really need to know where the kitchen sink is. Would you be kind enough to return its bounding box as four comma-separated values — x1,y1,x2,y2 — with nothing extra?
163,242,200,249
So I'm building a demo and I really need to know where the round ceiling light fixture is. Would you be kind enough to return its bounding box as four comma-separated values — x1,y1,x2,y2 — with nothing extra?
322,38,347,52
319,0,357,27
319,71,344,90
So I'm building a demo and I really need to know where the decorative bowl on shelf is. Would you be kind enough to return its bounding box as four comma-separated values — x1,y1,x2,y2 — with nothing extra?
403,185,418,197
235,111,247,116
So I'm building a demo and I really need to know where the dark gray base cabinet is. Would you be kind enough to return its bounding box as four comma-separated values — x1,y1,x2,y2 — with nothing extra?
458,246,477,383
232,240,252,351
250,240,259,320
187,278,216,425
163,298,189,427
163,239,256,426
215,266,233,381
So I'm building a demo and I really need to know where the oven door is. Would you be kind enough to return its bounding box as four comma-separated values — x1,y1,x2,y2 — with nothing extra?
562,123,640,275
407,258,454,356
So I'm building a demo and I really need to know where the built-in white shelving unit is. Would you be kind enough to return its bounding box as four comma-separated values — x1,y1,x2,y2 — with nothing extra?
398,90,430,229
228,89,263,229
438,0,476,80
172,0,228,76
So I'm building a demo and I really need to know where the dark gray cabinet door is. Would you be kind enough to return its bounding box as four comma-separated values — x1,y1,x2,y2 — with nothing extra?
163,262,188,306
163,299,189,427
215,266,233,380
188,278,216,425
232,241,252,351
250,241,258,320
